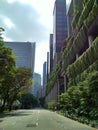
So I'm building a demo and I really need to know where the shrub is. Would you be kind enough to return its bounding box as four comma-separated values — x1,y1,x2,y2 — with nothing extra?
47,100,57,111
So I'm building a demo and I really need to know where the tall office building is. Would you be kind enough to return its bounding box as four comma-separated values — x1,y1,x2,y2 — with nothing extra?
47,52,50,80
49,34,53,73
43,62,47,96
53,0,68,63
4,41,36,74
32,73,41,97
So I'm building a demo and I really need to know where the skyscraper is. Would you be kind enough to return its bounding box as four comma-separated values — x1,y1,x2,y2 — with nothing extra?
4,41,36,74
32,73,41,97
47,52,50,80
53,0,68,60
43,62,47,96
49,34,53,73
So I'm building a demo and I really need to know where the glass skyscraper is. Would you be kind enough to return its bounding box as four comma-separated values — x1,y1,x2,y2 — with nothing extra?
32,72,41,97
53,0,68,57
4,41,36,74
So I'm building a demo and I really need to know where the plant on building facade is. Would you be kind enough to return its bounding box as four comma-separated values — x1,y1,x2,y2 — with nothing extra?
72,0,83,30
84,1,98,29
82,0,88,6
73,0,83,14
72,11,80,30
68,60,98,87
77,0,95,29
67,37,98,79
46,62,61,95
62,25,87,71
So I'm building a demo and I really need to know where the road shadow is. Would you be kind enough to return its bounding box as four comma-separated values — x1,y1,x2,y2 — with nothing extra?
0,110,31,118
0,108,46,119
0,120,3,122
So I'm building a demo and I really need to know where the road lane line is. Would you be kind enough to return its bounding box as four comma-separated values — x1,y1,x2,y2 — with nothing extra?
36,122,38,126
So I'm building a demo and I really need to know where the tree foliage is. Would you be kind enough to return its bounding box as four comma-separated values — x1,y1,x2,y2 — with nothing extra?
19,92,38,109
0,29,33,112
58,71,98,124
0,29,16,112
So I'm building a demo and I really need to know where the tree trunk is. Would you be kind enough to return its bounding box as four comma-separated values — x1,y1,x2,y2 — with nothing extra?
0,98,6,113
8,101,13,111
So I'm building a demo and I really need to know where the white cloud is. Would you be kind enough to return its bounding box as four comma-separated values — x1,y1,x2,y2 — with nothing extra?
3,17,15,29
7,0,15,4
29,0,54,30
9,0,54,30
1,0,55,76
2,34,12,41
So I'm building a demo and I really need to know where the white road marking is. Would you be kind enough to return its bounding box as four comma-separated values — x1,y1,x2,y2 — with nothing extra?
36,122,38,126
38,110,40,114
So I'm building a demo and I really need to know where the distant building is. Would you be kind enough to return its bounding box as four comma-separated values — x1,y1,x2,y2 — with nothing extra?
37,86,43,98
47,52,50,80
4,41,36,74
49,34,53,74
42,62,47,96
32,73,41,97
53,0,68,63
46,0,68,102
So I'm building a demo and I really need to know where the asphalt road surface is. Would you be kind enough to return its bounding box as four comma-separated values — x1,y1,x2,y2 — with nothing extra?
0,109,97,130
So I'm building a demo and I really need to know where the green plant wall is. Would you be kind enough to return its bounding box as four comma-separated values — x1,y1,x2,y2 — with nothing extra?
67,37,98,79
62,25,87,71
84,2,98,29
46,62,61,95
78,0,95,28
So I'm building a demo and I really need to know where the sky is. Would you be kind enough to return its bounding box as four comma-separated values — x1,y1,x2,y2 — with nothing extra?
0,0,70,77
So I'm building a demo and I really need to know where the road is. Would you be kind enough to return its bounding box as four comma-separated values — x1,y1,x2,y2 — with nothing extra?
0,109,97,130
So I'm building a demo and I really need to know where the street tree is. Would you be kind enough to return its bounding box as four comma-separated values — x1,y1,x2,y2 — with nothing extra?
0,28,16,112
20,92,38,109
7,67,33,111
